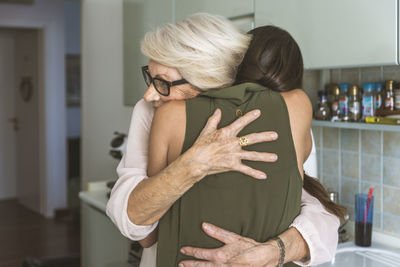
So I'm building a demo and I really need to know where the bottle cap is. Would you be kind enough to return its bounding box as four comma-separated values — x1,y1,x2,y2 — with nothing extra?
331,85,340,96
386,80,394,91
375,82,383,92
349,85,359,96
362,83,375,92
339,83,350,92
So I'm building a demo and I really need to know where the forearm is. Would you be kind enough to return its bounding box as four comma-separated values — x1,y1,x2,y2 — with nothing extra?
128,150,204,226
290,189,340,265
279,227,310,264
261,227,309,267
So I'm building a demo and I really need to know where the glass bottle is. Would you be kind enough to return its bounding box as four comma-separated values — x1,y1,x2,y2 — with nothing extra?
339,83,350,121
394,82,400,110
314,90,331,120
384,80,395,111
349,85,361,122
331,86,340,121
362,83,375,120
326,83,337,107
375,82,383,110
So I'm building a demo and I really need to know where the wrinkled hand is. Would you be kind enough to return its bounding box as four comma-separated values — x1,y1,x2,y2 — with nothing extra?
179,223,280,267
186,109,278,181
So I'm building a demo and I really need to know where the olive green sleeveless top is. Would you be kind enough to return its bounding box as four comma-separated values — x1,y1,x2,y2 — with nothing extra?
156,83,302,266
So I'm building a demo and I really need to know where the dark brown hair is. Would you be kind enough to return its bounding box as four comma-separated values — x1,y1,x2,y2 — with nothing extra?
235,25,347,220
235,26,303,92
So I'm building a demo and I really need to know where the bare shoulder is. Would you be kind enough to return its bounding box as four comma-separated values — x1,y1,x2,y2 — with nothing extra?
281,89,312,118
151,100,186,164
280,89,312,169
153,100,186,124
151,100,186,142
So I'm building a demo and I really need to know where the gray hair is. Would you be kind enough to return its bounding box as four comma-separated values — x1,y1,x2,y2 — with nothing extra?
141,13,251,90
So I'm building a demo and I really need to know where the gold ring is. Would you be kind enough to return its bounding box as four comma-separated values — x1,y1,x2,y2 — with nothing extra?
238,136,249,147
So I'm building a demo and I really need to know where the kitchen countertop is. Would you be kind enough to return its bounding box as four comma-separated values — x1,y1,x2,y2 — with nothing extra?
317,241,400,267
79,181,111,213
80,181,400,251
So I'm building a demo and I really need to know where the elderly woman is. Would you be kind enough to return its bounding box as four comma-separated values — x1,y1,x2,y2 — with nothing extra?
107,13,340,267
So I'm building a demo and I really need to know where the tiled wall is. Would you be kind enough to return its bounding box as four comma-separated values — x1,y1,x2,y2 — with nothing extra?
306,66,400,237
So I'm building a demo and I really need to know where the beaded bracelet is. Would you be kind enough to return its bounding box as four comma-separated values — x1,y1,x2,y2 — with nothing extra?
272,236,285,267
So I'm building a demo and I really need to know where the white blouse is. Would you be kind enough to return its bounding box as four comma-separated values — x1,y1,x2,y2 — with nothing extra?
106,99,340,266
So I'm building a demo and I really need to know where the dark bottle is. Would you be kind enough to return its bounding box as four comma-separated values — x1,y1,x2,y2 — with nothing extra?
349,85,361,122
314,90,331,120
331,85,340,121
375,82,383,110
385,80,395,111
326,83,338,107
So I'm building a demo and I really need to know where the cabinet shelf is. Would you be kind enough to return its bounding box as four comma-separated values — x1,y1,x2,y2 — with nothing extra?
312,120,400,132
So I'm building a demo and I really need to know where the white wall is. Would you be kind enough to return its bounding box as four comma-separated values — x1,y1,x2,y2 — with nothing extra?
81,0,132,187
0,30,17,199
0,0,67,217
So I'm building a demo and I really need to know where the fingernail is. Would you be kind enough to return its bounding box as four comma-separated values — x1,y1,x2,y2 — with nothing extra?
179,264,184,267
203,222,211,231
253,110,260,116
180,248,186,254
259,173,267,179
271,155,278,161
271,133,278,139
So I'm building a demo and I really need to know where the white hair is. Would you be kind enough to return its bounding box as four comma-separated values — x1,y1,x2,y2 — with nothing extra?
141,13,251,90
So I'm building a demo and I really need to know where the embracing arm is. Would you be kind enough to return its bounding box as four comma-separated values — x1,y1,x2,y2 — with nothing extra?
107,98,278,243
106,99,159,241
290,189,340,266
128,101,279,226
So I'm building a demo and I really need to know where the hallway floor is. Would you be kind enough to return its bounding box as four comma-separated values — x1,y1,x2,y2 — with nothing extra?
0,199,80,267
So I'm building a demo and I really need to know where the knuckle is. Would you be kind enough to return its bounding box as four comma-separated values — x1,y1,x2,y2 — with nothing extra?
216,251,228,262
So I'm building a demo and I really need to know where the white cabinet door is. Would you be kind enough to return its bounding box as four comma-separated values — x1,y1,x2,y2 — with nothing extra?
81,203,131,267
255,0,398,69
175,0,254,21
123,0,174,106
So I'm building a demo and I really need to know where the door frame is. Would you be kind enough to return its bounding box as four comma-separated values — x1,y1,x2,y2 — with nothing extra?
0,17,67,217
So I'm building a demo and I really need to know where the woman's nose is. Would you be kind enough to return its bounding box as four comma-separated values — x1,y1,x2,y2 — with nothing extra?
143,85,161,103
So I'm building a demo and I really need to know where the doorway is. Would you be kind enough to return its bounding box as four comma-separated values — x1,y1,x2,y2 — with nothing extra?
0,27,41,214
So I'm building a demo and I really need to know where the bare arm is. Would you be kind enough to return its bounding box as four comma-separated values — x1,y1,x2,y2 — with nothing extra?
281,89,313,178
179,223,308,267
128,101,279,226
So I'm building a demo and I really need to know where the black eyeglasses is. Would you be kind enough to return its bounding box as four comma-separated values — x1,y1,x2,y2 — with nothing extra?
141,65,188,96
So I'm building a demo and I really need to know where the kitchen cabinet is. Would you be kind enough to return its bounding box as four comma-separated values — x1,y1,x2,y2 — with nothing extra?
255,0,398,69
174,0,253,21
123,0,174,106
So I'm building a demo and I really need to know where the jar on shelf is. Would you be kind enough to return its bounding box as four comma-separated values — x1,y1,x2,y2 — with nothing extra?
384,80,395,111
331,85,340,121
349,85,361,122
326,83,338,107
362,83,375,120
314,90,331,120
375,82,383,110
339,83,350,121
394,82,400,110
